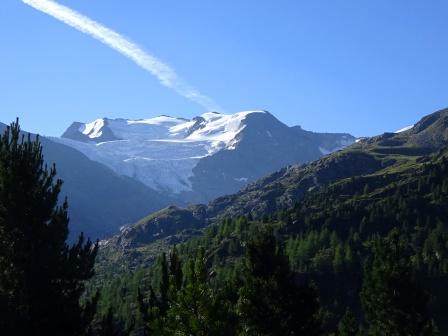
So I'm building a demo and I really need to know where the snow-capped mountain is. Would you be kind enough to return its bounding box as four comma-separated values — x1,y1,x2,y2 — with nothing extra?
56,111,356,203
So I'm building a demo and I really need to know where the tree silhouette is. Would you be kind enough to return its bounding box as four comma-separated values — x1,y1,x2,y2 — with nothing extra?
0,120,98,335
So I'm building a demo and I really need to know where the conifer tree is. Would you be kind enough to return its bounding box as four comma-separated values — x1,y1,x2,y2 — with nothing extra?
168,246,182,291
360,229,438,336
333,243,344,273
337,309,359,336
159,252,169,314
166,248,229,336
237,228,320,335
0,120,98,335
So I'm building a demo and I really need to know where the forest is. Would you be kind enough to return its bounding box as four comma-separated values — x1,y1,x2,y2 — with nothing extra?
0,120,447,335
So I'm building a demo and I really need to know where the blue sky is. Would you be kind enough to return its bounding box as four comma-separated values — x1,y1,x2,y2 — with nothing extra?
1,0,448,136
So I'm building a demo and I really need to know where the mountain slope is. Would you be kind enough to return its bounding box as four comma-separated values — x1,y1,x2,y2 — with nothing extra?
0,122,173,240
58,111,355,203
208,107,448,219
94,110,448,334
97,108,448,269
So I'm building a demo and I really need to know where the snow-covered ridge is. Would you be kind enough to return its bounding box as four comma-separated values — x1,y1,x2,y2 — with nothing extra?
55,111,266,193
78,111,264,146
395,124,414,133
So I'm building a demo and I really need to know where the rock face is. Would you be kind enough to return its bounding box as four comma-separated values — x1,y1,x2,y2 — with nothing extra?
58,111,355,203
61,119,122,143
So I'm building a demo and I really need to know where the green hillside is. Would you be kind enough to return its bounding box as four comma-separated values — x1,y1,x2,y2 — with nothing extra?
91,109,448,335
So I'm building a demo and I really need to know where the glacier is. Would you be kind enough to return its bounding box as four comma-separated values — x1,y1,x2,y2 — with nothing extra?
52,111,266,194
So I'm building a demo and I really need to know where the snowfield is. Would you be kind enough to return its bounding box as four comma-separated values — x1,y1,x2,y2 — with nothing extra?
53,111,266,193
395,124,414,133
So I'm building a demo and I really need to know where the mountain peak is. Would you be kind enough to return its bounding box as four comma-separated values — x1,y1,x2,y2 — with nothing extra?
57,111,355,200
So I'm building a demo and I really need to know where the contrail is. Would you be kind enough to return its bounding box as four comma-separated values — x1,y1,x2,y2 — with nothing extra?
22,0,222,111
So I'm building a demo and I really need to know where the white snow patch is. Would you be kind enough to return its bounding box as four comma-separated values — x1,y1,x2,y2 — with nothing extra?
169,120,197,137
186,111,262,143
395,124,414,133
127,115,185,126
81,118,105,138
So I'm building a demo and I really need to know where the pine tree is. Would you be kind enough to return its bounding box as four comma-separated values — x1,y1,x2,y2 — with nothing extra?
138,246,235,335
0,120,98,335
337,309,359,336
165,248,234,336
95,308,128,336
237,228,320,335
360,229,438,336
168,246,182,292
333,243,344,273
159,252,169,313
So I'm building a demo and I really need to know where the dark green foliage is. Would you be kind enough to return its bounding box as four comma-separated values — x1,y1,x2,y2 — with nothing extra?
93,137,448,334
282,151,448,332
136,247,237,336
95,269,146,333
337,309,359,336
168,246,182,291
361,230,437,336
93,308,129,336
237,228,320,335
165,248,235,335
0,120,98,335
159,252,169,313
100,227,320,335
